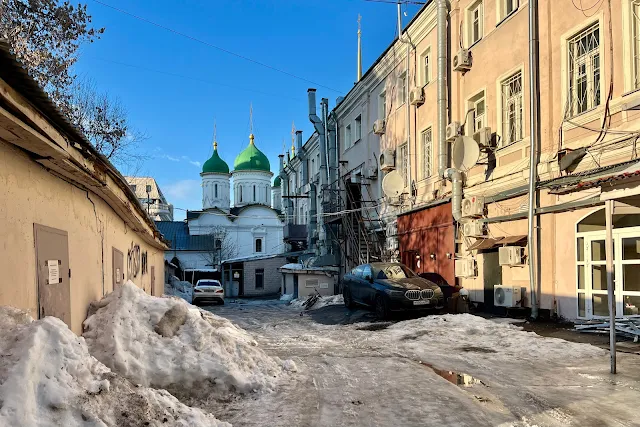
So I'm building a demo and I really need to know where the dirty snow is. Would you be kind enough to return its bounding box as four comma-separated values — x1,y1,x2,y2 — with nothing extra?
289,294,344,310
0,307,229,427
205,302,640,427
164,276,193,303
83,282,281,401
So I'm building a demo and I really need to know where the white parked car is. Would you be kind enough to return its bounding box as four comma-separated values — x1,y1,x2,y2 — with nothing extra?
193,279,225,305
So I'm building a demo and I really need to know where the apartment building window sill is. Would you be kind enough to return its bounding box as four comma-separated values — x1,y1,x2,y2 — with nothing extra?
496,8,519,28
468,38,483,50
397,102,406,109
563,105,605,129
354,138,361,145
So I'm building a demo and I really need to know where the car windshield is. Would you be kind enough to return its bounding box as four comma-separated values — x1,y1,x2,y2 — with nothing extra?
197,281,220,287
375,264,415,280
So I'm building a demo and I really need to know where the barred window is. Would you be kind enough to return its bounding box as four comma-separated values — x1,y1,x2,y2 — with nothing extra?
421,128,432,180
501,72,523,145
568,22,600,117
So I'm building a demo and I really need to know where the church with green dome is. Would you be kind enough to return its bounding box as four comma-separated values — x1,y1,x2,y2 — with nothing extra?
174,133,284,271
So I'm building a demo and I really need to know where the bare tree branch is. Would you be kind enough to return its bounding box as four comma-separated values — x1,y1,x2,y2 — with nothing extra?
200,227,238,268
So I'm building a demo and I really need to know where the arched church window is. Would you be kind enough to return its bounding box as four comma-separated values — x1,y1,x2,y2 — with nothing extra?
215,184,218,198
253,185,256,202
255,238,263,253
240,186,243,202
215,239,222,250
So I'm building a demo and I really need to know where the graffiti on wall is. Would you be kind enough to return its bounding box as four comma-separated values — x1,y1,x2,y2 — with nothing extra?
127,242,149,279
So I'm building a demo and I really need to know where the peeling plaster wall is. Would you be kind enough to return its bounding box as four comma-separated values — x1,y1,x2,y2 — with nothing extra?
0,141,165,334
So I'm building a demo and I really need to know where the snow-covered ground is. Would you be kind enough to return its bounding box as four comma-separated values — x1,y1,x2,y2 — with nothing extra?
164,276,193,303
205,302,640,427
0,306,229,427
83,282,281,402
288,294,344,311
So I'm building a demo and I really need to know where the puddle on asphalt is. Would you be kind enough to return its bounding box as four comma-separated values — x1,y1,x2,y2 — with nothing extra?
458,346,498,354
356,322,393,331
417,361,487,388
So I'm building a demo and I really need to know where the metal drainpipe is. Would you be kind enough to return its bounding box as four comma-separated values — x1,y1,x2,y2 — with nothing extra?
527,0,540,319
398,3,412,196
322,99,332,189
437,0,448,178
308,89,328,255
308,183,317,252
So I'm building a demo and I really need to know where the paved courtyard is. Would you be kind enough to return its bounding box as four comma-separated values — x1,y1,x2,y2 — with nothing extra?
202,300,640,427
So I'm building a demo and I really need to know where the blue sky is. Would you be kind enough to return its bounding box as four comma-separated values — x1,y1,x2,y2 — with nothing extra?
74,0,421,220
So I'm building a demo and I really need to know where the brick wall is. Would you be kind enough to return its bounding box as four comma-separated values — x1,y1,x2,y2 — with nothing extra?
243,256,286,296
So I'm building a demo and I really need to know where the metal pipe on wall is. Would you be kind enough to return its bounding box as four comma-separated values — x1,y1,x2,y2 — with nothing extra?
398,3,412,195
308,89,327,190
527,0,540,319
436,0,448,178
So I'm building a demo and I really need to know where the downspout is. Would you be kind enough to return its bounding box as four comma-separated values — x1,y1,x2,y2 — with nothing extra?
437,0,448,178
398,3,412,198
527,0,540,319
446,168,463,221
322,98,332,188
308,89,327,190
308,89,328,255
308,183,317,252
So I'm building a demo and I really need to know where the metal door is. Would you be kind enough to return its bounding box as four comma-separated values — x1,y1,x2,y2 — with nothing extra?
112,247,124,290
482,250,502,312
34,224,70,327
293,274,299,299
151,266,156,296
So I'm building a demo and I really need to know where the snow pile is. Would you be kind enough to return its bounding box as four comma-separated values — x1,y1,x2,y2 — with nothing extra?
289,294,344,310
0,307,229,427
384,313,605,361
279,294,294,302
83,282,281,400
165,276,193,303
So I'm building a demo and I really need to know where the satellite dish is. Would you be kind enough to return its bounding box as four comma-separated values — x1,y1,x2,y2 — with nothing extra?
382,170,404,197
452,136,480,171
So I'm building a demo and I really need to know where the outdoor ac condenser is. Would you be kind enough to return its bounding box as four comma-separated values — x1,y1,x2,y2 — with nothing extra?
455,258,476,278
494,285,524,308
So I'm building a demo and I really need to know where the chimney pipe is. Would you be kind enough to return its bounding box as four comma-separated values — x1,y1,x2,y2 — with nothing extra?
308,89,327,190
307,183,317,252
278,154,284,172
357,14,363,81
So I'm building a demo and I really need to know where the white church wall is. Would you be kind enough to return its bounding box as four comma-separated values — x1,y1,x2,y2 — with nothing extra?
233,170,272,206
202,173,231,211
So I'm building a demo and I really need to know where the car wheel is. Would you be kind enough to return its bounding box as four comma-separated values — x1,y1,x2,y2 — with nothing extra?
192,299,199,306
374,295,390,320
219,299,225,306
343,286,355,309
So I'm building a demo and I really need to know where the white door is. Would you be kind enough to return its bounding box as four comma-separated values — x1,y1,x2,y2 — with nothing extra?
577,227,640,319
616,230,640,316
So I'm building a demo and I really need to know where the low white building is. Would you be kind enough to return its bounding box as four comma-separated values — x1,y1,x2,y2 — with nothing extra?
279,263,339,299
156,135,284,274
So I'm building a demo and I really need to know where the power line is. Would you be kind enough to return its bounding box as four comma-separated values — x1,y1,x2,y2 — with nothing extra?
90,0,343,93
87,56,305,102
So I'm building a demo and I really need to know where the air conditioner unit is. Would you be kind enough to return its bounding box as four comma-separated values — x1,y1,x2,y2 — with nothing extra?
499,246,525,266
461,195,485,218
494,285,524,307
463,220,485,238
453,49,472,72
446,122,462,142
409,87,425,106
455,258,476,278
473,127,494,149
373,119,386,135
364,165,378,179
380,148,396,171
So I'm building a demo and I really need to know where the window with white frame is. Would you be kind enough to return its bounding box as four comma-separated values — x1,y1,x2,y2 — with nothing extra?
378,91,387,120
501,71,523,145
397,71,407,106
399,143,408,187
422,49,431,85
468,1,483,45
499,0,519,21
255,238,263,253
633,1,640,89
355,115,362,141
421,128,433,180
345,124,352,150
469,91,486,134
568,22,600,117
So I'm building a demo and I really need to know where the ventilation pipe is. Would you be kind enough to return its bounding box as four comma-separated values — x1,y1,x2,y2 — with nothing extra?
308,89,327,190
322,98,333,188
437,0,448,178
327,110,338,187
297,131,308,184
278,154,284,173
308,183,317,252
527,0,540,319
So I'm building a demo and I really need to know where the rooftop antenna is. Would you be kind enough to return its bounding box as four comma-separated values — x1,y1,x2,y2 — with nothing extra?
357,14,362,82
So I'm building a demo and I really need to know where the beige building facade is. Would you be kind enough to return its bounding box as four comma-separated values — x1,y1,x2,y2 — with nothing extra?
323,0,640,320
0,41,167,334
